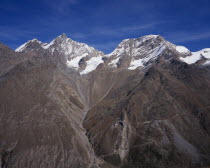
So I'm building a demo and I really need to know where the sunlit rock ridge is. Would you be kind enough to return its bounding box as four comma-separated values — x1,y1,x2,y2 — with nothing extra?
16,33,210,75
1,33,210,168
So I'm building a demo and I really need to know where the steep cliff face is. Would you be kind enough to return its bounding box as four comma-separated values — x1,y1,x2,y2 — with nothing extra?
1,34,210,168
83,61,210,167
0,57,94,168
0,44,115,168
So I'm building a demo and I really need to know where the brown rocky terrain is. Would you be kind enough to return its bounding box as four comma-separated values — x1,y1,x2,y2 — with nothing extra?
0,35,210,168
84,61,210,167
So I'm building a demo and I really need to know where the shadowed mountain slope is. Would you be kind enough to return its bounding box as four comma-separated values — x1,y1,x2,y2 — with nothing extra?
1,35,210,168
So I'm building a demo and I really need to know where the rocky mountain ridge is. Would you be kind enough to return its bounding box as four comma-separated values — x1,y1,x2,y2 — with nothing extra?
1,34,210,168
15,34,210,75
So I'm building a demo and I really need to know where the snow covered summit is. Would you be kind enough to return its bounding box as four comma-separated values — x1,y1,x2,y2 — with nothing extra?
15,34,210,75
16,34,104,74
106,35,191,70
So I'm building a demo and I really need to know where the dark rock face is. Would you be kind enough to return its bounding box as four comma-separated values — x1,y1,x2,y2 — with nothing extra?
78,57,88,71
0,62,92,167
83,61,210,168
0,38,210,168
117,54,132,68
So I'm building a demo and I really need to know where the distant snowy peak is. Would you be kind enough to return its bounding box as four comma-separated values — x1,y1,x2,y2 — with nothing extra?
107,35,192,70
15,39,46,52
47,34,105,75
15,33,105,75
46,33,104,59
107,35,159,57
15,34,209,75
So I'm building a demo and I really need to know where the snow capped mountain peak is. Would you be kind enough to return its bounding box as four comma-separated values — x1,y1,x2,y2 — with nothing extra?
106,35,193,70
15,34,209,75
15,38,43,52
41,33,71,50
107,34,160,57
39,34,105,75
107,35,168,68
59,33,68,39
43,34,103,56
15,34,105,75
31,38,42,43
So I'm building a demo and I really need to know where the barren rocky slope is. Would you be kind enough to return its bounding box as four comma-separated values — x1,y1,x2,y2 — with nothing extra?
0,35,210,168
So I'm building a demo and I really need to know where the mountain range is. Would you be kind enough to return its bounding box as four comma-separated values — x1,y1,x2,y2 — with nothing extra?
0,34,210,168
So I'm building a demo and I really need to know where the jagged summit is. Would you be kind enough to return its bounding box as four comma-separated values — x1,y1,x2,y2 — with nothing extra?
15,38,45,52
15,34,96,53
106,34,191,69
60,33,68,38
107,34,190,57
15,34,210,75
16,34,105,75
1,33,210,168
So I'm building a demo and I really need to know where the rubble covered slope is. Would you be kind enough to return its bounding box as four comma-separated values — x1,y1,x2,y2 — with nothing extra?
0,34,210,168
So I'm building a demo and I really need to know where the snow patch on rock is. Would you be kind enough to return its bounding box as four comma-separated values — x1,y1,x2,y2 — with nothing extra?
42,40,55,49
128,59,144,70
108,57,120,67
128,44,166,70
176,46,190,53
80,56,104,75
67,53,89,69
180,48,210,64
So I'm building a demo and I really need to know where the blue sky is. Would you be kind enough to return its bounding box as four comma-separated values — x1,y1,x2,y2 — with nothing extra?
0,0,210,53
